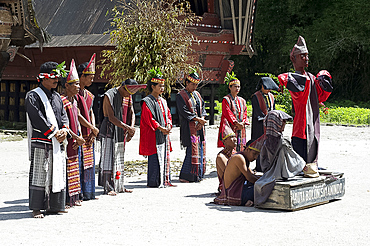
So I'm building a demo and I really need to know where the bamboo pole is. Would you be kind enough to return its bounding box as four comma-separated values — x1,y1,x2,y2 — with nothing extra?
229,0,238,44
241,0,252,46
218,0,224,27
238,0,242,45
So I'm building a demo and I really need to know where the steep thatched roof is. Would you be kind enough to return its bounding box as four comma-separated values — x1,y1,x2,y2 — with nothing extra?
30,0,120,47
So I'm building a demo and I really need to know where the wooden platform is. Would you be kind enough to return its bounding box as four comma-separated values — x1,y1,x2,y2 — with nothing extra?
256,171,345,211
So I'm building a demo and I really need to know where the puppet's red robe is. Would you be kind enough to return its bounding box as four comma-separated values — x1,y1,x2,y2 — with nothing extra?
278,71,331,140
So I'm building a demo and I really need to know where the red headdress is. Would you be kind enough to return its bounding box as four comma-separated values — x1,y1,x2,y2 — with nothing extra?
247,134,266,152
66,59,79,83
148,67,165,84
82,53,96,75
121,79,146,95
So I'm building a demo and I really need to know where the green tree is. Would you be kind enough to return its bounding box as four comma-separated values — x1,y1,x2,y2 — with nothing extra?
233,0,370,103
101,0,201,93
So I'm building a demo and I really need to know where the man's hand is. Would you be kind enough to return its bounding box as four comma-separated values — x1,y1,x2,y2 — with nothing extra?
86,132,97,147
197,117,207,126
234,121,244,130
194,117,207,130
126,135,133,142
72,136,85,150
158,126,171,135
55,129,67,143
126,125,136,136
91,126,99,137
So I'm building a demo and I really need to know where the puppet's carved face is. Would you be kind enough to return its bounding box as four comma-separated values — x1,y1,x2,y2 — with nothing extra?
293,53,309,70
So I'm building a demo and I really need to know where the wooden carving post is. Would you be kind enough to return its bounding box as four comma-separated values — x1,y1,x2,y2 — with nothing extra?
209,84,215,125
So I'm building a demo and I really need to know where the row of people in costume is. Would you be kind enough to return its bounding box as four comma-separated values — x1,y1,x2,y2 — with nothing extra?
60,56,100,206
98,67,207,192
25,35,333,216
214,35,333,207
25,54,100,218
100,33,333,204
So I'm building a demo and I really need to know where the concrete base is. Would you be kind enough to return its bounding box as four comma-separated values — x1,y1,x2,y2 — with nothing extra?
256,171,345,211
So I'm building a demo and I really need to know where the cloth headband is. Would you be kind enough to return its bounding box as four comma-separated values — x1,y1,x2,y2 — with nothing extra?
67,78,79,83
187,75,200,84
248,146,261,152
151,78,165,84
37,73,60,82
82,71,95,75
229,79,240,86
222,133,236,141
124,84,147,95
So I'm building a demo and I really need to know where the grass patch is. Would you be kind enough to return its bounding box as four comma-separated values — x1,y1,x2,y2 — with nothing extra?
212,99,370,126
0,121,26,130
0,133,24,142
320,106,370,125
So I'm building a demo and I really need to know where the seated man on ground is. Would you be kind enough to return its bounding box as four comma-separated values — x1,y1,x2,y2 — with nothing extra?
216,119,237,194
214,137,264,207
254,110,306,206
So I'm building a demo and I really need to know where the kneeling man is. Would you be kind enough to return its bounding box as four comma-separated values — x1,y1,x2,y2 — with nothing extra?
214,137,264,206
216,119,237,194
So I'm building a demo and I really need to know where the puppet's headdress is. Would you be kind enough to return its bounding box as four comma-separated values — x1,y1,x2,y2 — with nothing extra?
290,36,308,57
148,67,165,84
82,53,96,75
186,67,200,84
224,71,240,86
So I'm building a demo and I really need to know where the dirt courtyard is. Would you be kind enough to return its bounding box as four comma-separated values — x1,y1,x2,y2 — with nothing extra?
0,124,369,246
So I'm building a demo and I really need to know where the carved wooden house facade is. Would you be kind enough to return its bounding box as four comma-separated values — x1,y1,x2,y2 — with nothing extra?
0,0,257,125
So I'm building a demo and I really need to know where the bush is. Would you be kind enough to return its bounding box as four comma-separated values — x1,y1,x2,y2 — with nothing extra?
325,100,370,109
319,105,370,125
211,96,370,126
213,99,253,118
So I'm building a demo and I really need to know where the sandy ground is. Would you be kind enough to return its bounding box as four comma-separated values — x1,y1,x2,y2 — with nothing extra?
0,124,370,246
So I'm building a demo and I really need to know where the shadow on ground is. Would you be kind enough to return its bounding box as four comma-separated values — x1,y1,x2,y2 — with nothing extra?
185,192,217,198
0,198,30,220
205,202,287,214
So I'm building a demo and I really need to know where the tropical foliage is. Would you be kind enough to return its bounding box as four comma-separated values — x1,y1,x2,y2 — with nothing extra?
319,106,370,125
101,0,201,93
232,0,370,103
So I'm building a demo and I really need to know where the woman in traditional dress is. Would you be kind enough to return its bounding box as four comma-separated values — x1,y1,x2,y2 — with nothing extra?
251,76,279,172
139,68,174,187
217,72,249,152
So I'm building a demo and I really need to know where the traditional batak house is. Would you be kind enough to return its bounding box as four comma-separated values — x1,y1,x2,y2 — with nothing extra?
177,0,257,124
0,0,256,125
0,0,48,122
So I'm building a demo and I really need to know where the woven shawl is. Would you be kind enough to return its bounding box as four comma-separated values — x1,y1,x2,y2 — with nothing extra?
142,94,166,145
